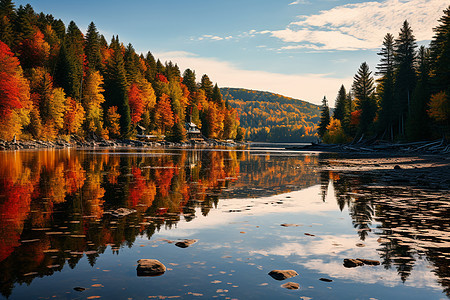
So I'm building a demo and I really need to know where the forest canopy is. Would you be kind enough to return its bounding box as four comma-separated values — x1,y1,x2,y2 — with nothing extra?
0,0,241,142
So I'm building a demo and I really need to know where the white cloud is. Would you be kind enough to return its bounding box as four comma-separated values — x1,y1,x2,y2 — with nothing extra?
289,0,309,5
155,51,352,105
270,0,447,50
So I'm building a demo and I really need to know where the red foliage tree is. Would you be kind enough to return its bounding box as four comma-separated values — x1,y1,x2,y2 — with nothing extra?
0,41,26,116
128,83,145,124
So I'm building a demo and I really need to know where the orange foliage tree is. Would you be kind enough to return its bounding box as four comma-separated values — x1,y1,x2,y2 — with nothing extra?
154,94,174,133
0,41,31,140
128,83,144,124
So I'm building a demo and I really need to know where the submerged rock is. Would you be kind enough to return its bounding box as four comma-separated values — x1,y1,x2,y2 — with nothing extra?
343,259,364,268
343,258,380,268
136,259,166,276
356,258,380,266
175,239,198,248
281,282,300,290
268,269,298,280
108,208,137,218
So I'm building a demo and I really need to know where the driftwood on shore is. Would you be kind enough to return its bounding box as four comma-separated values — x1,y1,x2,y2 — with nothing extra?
291,139,450,155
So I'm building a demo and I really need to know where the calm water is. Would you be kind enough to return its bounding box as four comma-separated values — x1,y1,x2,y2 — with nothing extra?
0,148,449,299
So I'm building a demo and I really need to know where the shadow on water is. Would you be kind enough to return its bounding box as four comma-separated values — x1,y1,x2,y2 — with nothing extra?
321,169,450,297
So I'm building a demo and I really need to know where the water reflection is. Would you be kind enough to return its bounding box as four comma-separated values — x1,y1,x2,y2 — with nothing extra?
322,170,450,297
0,149,319,298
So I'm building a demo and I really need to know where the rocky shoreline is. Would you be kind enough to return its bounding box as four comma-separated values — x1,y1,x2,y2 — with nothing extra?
0,137,243,151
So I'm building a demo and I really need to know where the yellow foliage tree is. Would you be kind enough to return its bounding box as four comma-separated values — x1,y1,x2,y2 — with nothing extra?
83,71,105,136
323,118,349,144
428,92,449,122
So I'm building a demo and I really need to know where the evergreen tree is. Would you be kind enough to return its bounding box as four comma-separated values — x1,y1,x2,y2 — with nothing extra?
333,85,347,122
376,33,395,139
200,74,213,99
85,21,102,71
104,36,130,138
14,4,35,43
429,5,450,95
393,20,417,136
124,43,139,83
0,0,16,47
352,62,376,134
407,46,431,140
144,51,157,82
182,68,197,94
211,84,224,107
54,21,84,100
155,59,165,74
318,96,330,139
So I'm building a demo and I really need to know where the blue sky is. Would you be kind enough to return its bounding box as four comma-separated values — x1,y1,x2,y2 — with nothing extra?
15,0,447,105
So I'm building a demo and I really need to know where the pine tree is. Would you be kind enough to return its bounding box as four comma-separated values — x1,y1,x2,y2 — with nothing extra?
352,62,376,134
200,74,213,99
0,0,16,47
377,33,395,139
144,51,157,82
318,96,330,139
394,20,417,136
104,36,130,138
407,46,431,140
14,4,35,43
429,5,450,94
155,59,165,74
124,43,140,83
182,68,197,94
211,84,224,107
85,22,102,72
333,85,347,122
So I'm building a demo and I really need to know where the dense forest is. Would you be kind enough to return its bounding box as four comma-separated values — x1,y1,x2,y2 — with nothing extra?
222,88,320,142
0,1,241,142
318,6,450,143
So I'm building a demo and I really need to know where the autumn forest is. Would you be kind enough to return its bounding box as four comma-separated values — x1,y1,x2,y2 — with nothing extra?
0,0,242,142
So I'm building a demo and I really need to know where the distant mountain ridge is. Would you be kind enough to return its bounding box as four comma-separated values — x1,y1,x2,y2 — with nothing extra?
221,88,320,142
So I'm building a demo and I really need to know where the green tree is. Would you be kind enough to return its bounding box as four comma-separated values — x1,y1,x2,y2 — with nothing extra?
200,74,213,99
104,36,131,138
85,21,102,71
124,43,140,83
182,68,197,94
211,84,224,108
0,0,16,47
376,33,395,139
333,85,347,122
394,20,417,136
352,62,376,134
318,96,330,139
407,46,431,140
429,5,450,95
144,51,157,82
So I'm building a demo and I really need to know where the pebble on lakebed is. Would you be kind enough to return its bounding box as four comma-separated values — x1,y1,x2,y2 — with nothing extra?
175,239,198,248
268,270,298,280
136,259,166,277
281,282,300,290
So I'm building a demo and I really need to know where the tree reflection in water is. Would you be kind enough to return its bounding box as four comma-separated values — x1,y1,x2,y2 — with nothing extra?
322,170,450,297
0,149,319,298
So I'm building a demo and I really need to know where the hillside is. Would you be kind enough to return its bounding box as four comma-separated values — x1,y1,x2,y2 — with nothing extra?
221,88,320,142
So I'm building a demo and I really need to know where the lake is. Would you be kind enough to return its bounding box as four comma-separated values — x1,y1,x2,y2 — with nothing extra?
0,147,448,299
